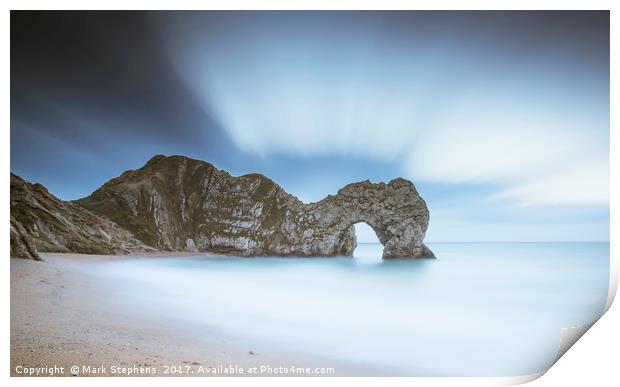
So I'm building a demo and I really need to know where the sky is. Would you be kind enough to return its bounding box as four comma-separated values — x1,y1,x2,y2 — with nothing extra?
10,11,609,242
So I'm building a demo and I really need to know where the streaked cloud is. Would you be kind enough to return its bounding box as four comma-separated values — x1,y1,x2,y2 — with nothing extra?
404,96,609,205
157,12,609,208
496,158,609,206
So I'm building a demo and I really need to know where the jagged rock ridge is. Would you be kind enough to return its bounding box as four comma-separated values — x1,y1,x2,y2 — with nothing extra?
77,155,434,259
10,173,153,259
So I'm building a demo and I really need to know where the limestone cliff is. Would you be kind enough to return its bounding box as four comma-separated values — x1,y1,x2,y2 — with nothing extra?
10,173,152,258
283,179,434,259
77,155,434,258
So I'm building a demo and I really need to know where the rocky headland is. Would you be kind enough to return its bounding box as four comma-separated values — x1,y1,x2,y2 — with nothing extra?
10,174,153,260
10,155,434,259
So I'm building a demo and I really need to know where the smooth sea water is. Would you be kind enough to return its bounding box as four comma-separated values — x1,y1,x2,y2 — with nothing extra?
98,242,609,376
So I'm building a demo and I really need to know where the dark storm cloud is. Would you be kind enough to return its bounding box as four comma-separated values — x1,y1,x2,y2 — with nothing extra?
12,11,216,140
11,11,239,198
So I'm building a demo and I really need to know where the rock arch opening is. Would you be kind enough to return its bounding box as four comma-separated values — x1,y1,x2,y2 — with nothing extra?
353,222,383,260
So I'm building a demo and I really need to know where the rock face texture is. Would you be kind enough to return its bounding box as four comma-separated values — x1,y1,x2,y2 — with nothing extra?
77,155,434,259
10,215,40,260
287,179,434,259
10,173,152,259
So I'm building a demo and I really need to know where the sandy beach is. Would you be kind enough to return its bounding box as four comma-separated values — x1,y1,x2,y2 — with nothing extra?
10,253,366,377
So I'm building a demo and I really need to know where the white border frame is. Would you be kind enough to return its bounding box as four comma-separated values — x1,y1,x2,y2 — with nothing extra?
3,2,617,386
